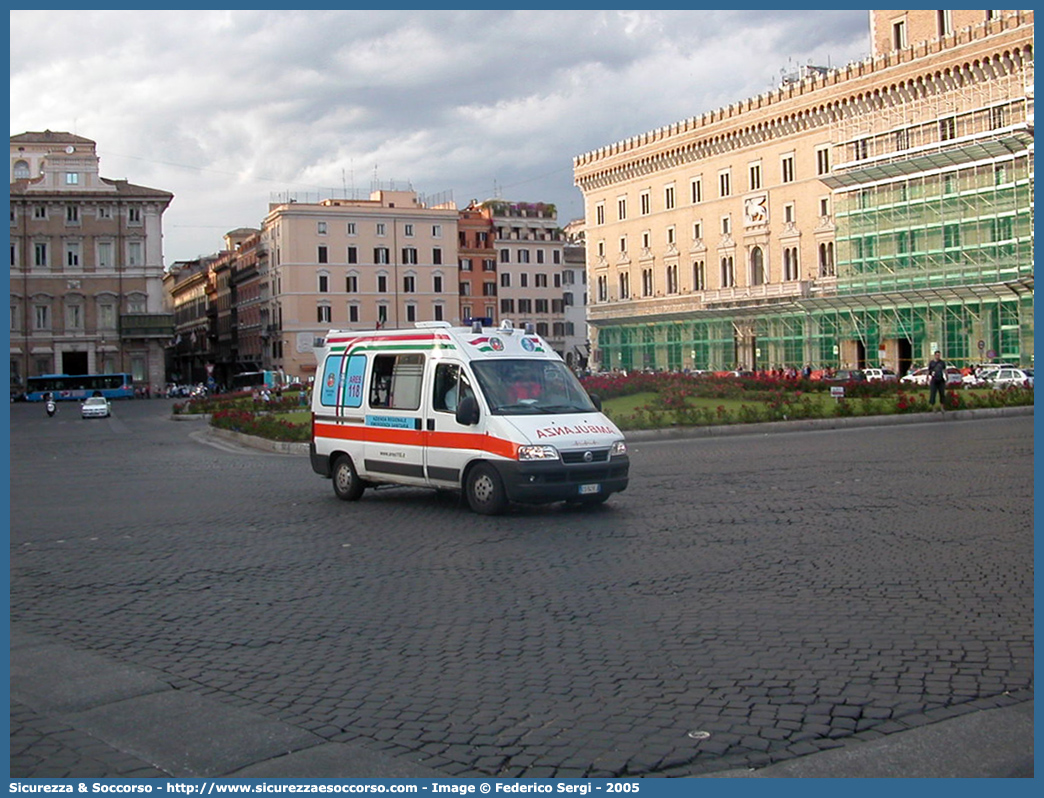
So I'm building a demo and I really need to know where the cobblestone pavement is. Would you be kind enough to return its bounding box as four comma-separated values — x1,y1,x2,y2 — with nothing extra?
9,401,1034,777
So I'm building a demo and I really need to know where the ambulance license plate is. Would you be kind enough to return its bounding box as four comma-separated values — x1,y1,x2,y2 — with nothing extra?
578,483,601,495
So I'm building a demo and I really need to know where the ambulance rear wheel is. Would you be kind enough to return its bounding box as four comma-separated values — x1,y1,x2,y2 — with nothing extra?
332,454,365,501
465,463,507,515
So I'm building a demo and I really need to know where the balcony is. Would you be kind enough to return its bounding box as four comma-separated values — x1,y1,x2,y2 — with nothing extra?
120,313,174,340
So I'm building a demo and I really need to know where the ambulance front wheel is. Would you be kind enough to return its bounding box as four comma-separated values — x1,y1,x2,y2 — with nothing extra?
332,454,365,501
465,463,508,515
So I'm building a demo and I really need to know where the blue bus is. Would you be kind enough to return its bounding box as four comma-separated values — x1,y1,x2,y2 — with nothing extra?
230,370,279,391
26,373,135,401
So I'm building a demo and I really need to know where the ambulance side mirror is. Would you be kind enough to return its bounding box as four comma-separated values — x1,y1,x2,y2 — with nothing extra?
455,395,480,426
588,393,602,411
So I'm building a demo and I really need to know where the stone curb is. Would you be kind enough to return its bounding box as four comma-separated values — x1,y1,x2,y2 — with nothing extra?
177,404,1033,453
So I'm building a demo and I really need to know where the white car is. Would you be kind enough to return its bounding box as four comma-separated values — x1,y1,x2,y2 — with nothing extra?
900,368,930,386
80,396,112,418
864,368,897,382
989,367,1033,389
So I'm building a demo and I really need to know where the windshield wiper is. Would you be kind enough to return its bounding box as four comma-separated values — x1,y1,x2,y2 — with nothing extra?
538,404,593,413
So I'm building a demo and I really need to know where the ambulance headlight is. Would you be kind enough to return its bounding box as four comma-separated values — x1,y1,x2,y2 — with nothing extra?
610,440,628,457
517,445,560,461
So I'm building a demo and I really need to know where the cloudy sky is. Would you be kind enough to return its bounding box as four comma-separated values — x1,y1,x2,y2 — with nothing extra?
11,9,871,264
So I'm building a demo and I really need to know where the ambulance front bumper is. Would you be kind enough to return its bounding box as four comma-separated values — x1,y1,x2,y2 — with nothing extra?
495,456,630,504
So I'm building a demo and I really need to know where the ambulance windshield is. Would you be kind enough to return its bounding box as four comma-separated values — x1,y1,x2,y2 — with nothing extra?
470,359,597,415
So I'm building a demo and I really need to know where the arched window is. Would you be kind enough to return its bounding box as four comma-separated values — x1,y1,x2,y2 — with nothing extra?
750,246,765,285
13,160,30,179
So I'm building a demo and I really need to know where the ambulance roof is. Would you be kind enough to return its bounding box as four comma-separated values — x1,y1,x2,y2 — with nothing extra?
318,321,561,363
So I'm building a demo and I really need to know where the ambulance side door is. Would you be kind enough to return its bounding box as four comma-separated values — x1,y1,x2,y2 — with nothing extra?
425,361,479,487
361,352,427,485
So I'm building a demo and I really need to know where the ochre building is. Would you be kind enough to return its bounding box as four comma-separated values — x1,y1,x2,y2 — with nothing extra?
573,10,1033,375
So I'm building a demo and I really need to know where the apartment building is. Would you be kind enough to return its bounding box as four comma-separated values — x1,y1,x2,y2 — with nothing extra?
457,202,498,322
482,200,569,356
10,130,174,392
261,190,460,380
573,10,1033,374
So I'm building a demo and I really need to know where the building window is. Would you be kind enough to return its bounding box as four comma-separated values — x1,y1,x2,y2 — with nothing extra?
597,275,608,302
459,282,471,296
640,191,651,216
33,205,46,220
692,221,702,241
819,197,830,217
346,222,357,236
781,154,795,183
318,273,329,293
692,260,705,291
518,249,530,264
718,170,731,197
641,268,653,297
376,222,386,236
617,197,627,220
520,273,528,288
460,258,472,271
784,203,795,224
691,176,703,204
500,272,511,288
98,303,116,330
65,172,79,185
748,162,762,191
501,298,515,314
618,272,630,299
499,249,509,263
595,204,605,225
349,305,359,323
374,247,389,264
403,275,416,293
536,249,544,265
666,226,676,246
65,302,83,330
939,117,956,141
433,304,444,321
66,205,79,224
783,247,799,281
535,273,547,288
406,304,417,322
937,9,952,36
721,216,731,236
317,245,328,264
377,274,388,293
432,247,442,265
431,224,442,238
666,264,679,294
597,240,605,258
534,298,548,313
65,242,80,268
893,19,906,49
483,259,496,271
819,242,835,276
377,305,388,325
34,304,50,330
990,105,1006,130
346,274,358,293
13,160,30,179
127,241,142,267
96,241,112,270
721,256,735,288
853,139,869,161
750,246,765,285
664,184,675,210
619,236,627,253
402,247,418,264
347,245,358,264
34,242,48,268
517,298,532,314
404,223,414,237
816,147,830,175
317,305,332,323
317,221,327,235
641,231,650,249
127,207,141,224
433,274,443,293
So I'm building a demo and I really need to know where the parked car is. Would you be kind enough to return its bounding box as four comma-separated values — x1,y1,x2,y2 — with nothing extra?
963,363,1015,387
989,367,1033,389
80,396,111,418
864,368,897,382
901,367,929,386
823,369,866,382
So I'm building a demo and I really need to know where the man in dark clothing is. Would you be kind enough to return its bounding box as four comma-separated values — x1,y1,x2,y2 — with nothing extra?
928,350,948,410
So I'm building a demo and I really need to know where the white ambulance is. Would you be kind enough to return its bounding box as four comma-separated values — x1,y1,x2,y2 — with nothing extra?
309,320,629,514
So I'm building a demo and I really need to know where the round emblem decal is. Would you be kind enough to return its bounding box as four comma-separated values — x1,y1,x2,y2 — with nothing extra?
521,337,536,352
583,451,593,462
489,337,504,351
326,374,336,388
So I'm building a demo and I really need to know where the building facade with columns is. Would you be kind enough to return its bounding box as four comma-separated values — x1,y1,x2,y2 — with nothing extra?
573,10,1033,375
10,131,174,392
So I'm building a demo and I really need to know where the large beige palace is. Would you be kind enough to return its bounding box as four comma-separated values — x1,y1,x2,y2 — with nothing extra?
574,10,1033,375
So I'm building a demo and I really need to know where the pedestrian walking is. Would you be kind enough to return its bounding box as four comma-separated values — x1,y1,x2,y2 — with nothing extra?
928,350,948,411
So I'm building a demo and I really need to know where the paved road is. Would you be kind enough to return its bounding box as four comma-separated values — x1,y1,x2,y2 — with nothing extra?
9,400,1034,777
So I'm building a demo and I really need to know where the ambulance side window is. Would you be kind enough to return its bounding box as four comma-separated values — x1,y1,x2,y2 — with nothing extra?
370,353,424,410
340,355,366,408
319,355,343,407
433,364,474,413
